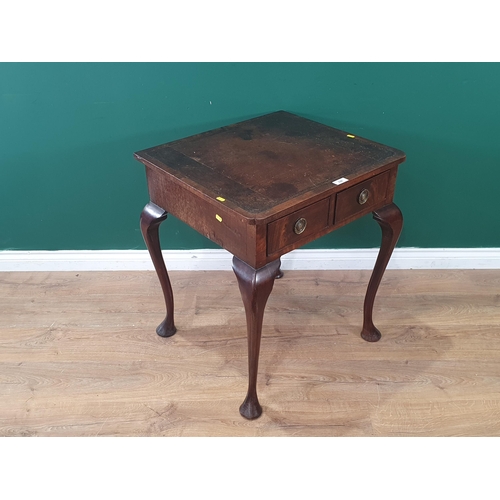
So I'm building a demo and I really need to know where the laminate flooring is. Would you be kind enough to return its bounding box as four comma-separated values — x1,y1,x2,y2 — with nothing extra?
1,269,500,436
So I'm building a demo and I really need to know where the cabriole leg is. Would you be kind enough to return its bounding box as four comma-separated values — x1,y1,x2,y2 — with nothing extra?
140,202,176,338
361,203,403,342
232,257,281,419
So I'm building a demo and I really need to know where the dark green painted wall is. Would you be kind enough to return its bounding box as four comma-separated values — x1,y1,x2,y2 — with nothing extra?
1,63,499,251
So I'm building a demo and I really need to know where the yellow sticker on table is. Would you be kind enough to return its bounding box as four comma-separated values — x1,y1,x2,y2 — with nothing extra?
216,196,226,202
215,214,223,222
347,134,355,138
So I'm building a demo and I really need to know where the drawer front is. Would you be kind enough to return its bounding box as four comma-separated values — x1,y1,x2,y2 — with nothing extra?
335,170,390,224
267,198,330,255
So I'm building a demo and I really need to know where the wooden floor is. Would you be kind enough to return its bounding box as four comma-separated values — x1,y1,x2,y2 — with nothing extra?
1,268,500,436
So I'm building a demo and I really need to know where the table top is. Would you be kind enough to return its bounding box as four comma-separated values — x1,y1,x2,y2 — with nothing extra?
135,111,405,219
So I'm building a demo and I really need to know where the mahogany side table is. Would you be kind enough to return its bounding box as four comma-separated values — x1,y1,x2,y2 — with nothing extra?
135,111,405,419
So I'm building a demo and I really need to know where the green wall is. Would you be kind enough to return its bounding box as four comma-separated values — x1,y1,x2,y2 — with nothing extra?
1,63,499,251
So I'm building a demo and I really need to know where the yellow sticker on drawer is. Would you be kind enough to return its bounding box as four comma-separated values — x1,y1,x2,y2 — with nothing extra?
332,177,349,185
215,214,223,222
347,134,355,138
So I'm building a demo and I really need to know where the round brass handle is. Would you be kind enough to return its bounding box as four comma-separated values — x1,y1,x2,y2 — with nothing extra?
358,189,370,205
294,217,307,235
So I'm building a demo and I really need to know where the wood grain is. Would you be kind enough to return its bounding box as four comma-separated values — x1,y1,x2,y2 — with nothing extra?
136,111,405,269
2,269,500,436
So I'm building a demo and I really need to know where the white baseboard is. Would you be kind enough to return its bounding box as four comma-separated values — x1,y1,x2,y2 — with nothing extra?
1,248,500,272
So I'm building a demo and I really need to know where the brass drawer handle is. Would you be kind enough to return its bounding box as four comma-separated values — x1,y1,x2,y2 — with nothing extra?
294,217,307,235
358,188,370,205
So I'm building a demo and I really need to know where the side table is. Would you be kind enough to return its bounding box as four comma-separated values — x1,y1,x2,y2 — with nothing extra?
135,111,405,419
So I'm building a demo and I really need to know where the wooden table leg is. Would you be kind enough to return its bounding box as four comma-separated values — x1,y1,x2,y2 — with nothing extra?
140,202,177,338
361,203,403,342
232,257,281,419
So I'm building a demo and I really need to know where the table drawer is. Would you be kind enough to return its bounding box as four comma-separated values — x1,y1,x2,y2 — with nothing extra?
267,198,330,255
334,170,390,224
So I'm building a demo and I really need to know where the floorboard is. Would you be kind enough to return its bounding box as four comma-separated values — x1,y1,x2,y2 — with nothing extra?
1,269,500,436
